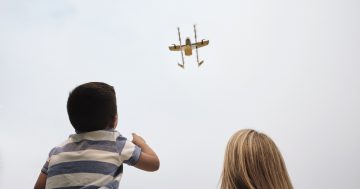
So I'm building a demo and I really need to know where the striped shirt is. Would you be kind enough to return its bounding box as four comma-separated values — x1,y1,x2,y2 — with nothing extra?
41,129,141,189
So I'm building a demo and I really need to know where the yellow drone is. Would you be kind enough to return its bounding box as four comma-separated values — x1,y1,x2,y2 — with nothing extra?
169,25,209,68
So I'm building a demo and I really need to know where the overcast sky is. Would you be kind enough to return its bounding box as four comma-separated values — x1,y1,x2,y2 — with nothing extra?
0,0,360,188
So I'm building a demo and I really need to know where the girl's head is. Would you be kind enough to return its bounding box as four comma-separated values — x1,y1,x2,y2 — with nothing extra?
221,129,293,189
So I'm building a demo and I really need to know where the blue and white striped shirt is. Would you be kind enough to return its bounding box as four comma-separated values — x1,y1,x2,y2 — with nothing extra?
41,129,141,189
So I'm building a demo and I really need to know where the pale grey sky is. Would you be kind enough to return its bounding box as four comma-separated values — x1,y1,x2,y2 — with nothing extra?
1,0,360,188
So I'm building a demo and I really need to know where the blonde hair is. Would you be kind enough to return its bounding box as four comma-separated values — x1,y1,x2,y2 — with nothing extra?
221,129,293,189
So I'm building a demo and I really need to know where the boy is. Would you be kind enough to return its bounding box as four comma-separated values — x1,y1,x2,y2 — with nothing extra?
34,82,160,189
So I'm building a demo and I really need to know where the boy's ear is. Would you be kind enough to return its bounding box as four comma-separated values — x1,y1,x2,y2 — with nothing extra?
113,114,118,128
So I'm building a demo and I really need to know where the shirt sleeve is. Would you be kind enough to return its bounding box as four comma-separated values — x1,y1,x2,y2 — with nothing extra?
41,147,57,175
116,135,142,166
41,160,49,175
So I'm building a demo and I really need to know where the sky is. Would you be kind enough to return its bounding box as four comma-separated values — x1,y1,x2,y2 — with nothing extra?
0,0,360,188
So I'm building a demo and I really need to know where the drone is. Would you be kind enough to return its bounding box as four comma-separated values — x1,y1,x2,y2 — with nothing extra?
169,25,209,68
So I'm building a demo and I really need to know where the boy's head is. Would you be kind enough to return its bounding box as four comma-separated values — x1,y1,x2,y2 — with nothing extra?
67,82,117,132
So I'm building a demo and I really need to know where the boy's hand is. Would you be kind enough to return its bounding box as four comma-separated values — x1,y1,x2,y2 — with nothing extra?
132,133,146,145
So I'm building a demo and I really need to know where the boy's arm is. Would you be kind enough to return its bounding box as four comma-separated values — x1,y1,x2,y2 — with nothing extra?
132,133,160,172
34,172,47,189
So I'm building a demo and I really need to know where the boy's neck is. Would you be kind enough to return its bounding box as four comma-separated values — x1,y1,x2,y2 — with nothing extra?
75,127,115,134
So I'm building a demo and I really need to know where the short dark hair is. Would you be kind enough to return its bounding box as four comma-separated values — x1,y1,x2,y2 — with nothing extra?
67,82,117,132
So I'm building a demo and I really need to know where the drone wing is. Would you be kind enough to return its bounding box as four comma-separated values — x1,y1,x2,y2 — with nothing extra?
192,40,209,49
169,45,184,51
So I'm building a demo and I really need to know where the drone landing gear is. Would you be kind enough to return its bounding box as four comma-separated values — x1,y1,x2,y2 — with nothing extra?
194,25,204,68
177,27,185,69
178,63,184,69
198,60,204,67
